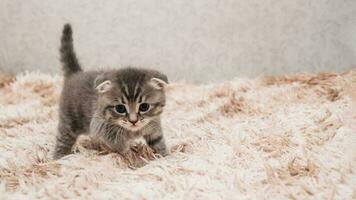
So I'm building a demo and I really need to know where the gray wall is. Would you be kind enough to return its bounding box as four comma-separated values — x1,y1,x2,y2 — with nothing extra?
1,0,356,82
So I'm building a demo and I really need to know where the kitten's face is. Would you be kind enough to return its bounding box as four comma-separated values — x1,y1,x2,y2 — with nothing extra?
95,70,167,132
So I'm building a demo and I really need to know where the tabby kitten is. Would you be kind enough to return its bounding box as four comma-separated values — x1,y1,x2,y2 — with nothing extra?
53,24,168,159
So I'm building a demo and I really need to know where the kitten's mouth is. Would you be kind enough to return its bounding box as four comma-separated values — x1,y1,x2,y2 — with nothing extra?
122,125,141,131
130,123,139,128
118,120,148,131
127,124,144,131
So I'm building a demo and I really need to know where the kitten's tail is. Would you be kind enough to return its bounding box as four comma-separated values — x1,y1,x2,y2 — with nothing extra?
60,23,82,77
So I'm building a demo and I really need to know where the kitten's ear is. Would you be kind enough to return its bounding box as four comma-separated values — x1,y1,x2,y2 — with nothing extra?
150,78,167,90
94,75,112,93
95,80,112,93
152,71,168,84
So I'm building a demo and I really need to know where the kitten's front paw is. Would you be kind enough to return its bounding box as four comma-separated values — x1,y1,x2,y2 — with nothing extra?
53,152,67,160
105,142,130,155
155,147,169,157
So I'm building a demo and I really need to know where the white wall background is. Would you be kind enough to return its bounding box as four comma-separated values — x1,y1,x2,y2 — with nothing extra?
1,0,355,82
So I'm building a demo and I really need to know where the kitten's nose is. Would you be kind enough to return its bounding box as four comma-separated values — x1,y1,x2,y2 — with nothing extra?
128,114,138,125
129,119,138,125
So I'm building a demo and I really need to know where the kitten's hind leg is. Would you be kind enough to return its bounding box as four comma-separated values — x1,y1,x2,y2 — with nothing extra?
53,126,79,159
144,131,168,157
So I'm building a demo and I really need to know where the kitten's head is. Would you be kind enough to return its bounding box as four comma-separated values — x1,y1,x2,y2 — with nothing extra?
94,68,168,131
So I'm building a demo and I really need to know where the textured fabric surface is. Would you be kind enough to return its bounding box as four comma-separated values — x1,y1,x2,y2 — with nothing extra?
0,70,355,199
1,0,356,81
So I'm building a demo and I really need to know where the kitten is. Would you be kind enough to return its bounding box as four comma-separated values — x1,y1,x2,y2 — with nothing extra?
53,24,169,159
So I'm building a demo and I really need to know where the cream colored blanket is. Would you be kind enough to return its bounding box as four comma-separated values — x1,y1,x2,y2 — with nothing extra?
0,71,355,199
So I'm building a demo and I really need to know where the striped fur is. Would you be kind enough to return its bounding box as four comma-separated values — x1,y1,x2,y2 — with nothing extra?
54,24,168,159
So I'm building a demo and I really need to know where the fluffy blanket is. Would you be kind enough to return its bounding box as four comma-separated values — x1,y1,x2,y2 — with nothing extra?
0,70,355,199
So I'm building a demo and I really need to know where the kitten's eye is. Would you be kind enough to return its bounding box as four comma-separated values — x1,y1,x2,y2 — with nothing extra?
115,104,126,114
139,103,150,112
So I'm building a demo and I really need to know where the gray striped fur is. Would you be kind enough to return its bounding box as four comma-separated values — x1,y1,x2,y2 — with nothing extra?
53,24,168,159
